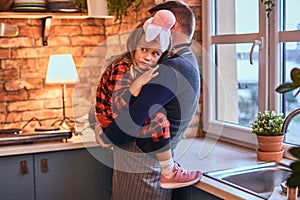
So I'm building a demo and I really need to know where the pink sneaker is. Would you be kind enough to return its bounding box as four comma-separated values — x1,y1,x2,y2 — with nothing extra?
160,163,202,189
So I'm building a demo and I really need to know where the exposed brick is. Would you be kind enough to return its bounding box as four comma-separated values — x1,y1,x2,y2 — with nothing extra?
5,79,43,91
47,46,84,57
0,38,35,48
29,88,61,100
6,112,22,123
27,19,42,26
21,68,47,79
7,100,44,112
11,47,38,59
2,58,35,69
18,26,41,37
0,89,28,102
0,68,19,80
51,25,81,36
47,36,71,47
44,99,62,109
0,49,10,59
22,109,59,121
0,113,5,124
94,18,106,26
82,25,105,35
0,103,6,113
60,18,94,25
70,35,105,46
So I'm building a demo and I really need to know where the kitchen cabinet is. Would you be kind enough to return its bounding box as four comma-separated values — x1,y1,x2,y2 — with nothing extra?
172,186,222,200
0,147,113,200
0,154,35,200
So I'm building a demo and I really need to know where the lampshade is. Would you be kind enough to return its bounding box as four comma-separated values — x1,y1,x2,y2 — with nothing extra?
46,54,79,84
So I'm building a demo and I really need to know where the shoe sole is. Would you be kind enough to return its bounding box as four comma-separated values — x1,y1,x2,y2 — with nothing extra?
160,175,202,189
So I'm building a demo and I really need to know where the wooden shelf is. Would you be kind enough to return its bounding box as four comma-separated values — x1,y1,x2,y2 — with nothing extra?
0,12,113,46
0,12,90,19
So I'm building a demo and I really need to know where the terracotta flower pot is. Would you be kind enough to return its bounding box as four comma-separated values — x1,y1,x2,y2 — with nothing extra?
257,135,284,152
256,135,284,162
256,149,284,162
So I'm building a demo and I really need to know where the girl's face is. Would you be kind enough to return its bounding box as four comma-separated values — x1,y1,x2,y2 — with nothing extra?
133,35,163,71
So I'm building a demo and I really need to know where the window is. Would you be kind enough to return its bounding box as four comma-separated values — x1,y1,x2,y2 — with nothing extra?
202,0,300,147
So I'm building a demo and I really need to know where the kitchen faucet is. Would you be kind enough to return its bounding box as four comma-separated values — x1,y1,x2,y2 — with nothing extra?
281,108,300,199
282,108,300,134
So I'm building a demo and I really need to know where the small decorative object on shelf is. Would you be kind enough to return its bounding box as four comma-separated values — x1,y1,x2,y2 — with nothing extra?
48,0,80,13
12,0,47,12
75,0,140,21
251,110,285,162
75,0,87,13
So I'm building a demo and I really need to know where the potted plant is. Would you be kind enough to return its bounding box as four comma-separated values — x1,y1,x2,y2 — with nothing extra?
276,67,300,195
75,0,141,22
260,0,275,17
251,110,284,161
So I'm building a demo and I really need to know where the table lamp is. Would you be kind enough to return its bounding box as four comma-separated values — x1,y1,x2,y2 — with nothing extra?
46,54,79,128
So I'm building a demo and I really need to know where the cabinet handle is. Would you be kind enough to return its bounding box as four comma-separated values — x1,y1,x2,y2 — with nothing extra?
41,159,48,173
20,160,28,174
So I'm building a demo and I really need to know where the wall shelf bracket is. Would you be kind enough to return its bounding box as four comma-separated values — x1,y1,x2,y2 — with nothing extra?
42,16,52,46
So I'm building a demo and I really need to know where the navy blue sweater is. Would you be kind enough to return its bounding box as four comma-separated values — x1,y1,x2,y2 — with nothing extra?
103,47,200,151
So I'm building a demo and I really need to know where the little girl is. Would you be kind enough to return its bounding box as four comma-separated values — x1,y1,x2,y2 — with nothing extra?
95,10,201,189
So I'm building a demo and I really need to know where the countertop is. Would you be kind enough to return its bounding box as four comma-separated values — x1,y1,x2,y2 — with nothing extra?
0,131,98,157
0,129,296,200
174,137,296,200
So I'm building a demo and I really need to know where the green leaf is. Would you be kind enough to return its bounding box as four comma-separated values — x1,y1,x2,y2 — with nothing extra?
291,68,300,83
275,83,300,94
289,147,300,159
290,161,300,173
287,173,300,188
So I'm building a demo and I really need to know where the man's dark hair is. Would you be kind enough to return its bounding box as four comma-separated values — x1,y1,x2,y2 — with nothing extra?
148,1,195,39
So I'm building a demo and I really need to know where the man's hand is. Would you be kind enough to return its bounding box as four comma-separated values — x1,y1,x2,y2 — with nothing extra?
95,124,112,148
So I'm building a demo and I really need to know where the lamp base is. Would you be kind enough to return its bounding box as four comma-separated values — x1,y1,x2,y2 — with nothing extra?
52,116,74,127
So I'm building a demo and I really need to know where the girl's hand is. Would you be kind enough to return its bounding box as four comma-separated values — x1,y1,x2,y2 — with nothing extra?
135,65,159,86
129,65,159,97
95,124,112,148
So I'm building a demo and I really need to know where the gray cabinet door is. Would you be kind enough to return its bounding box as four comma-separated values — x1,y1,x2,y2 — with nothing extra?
34,147,113,200
0,154,35,200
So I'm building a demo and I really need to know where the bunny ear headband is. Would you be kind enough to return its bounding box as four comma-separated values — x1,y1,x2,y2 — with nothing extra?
143,10,176,52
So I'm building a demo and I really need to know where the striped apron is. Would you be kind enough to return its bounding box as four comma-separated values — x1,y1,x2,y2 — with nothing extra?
111,140,172,200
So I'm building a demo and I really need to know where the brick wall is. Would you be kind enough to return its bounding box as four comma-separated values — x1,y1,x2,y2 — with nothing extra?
0,0,203,136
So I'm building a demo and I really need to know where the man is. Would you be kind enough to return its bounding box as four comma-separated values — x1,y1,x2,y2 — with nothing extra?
98,1,201,199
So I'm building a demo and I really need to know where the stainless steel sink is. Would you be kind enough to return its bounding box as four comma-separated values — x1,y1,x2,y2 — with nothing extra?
204,162,291,199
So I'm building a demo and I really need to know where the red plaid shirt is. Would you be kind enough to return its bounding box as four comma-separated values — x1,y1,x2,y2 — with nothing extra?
95,56,170,141
95,56,132,128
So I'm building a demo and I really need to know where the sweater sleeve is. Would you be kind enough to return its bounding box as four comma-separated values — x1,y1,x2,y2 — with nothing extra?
103,64,178,145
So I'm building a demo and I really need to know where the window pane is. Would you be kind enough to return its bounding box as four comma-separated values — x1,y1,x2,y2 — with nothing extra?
281,42,300,145
284,115,300,145
215,43,258,126
282,42,300,113
283,0,300,31
215,0,259,35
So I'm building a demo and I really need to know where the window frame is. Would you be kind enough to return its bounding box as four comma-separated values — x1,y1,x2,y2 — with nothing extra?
202,0,276,148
